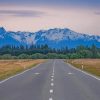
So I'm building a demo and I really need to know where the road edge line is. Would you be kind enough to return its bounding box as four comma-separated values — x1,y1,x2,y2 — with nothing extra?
0,64,41,84
64,61,100,81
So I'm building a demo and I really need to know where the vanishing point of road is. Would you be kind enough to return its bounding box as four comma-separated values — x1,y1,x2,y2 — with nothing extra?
0,59,100,100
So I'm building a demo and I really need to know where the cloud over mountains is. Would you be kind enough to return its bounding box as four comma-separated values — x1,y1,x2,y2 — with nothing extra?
0,10,45,17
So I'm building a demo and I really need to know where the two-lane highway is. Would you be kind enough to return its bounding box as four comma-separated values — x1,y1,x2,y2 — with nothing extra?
0,59,100,100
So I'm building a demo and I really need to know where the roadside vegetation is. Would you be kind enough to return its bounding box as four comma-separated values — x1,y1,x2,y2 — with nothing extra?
0,44,100,79
0,59,45,80
66,59,100,77
0,44,100,59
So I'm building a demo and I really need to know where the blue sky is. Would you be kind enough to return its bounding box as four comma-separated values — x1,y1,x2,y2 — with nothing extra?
0,0,100,8
0,0,100,35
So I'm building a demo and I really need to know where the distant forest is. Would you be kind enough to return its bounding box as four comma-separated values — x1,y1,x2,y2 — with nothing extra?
0,44,100,59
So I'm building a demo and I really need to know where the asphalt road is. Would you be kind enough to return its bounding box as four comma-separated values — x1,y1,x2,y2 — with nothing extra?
0,59,100,100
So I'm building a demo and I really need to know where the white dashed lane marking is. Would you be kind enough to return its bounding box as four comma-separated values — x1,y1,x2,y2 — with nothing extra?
34,73,40,75
50,89,53,93
51,83,54,86
49,98,53,100
68,72,73,75
51,76,54,78
49,61,55,100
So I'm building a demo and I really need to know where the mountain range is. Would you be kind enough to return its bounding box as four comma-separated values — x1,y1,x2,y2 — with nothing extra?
0,27,100,48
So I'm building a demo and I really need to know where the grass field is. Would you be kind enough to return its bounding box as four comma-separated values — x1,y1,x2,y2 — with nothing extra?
0,59,45,80
66,59,100,77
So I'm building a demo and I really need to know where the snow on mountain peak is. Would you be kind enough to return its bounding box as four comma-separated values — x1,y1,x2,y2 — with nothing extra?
0,27,100,48
35,28,89,41
7,31,36,45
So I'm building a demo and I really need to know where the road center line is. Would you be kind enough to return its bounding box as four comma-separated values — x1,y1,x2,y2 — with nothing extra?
53,61,55,74
51,83,54,86
51,75,54,78
49,61,55,100
49,98,53,100
50,89,53,93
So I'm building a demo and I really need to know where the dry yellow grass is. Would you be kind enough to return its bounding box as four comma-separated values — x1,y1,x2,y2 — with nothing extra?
66,59,100,77
0,59,45,80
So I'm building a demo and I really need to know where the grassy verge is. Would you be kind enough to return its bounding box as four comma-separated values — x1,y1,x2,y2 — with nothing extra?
66,59,100,77
0,59,46,80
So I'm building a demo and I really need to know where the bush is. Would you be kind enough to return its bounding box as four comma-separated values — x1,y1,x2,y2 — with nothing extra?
30,53,45,59
46,53,57,59
18,54,30,59
0,54,12,59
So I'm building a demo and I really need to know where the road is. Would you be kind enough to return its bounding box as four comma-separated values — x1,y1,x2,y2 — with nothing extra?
0,59,100,100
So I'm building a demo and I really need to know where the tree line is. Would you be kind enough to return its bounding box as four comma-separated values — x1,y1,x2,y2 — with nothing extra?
0,44,100,59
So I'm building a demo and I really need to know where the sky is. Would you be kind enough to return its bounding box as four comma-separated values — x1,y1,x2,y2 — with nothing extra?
0,0,100,35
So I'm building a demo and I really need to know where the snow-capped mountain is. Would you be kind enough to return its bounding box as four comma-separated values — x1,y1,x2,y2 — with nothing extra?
0,27,100,48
